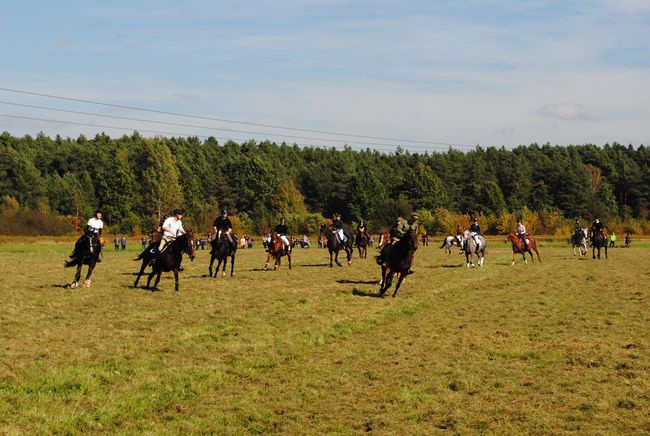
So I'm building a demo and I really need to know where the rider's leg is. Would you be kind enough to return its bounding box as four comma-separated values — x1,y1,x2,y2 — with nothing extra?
280,235,290,251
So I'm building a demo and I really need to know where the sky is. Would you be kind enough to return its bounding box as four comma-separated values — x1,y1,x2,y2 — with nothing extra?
1,0,649,152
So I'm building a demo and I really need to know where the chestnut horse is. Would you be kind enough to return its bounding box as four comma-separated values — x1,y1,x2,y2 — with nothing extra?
264,232,292,270
377,231,390,249
505,233,541,265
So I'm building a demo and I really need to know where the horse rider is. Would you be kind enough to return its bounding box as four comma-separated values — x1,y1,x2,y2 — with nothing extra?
574,219,583,243
379,213,419,274
213,208,234,246
71,209,104,261
275,217,290,252
333,213,347,245
156,209,185,257
591,218,604,243
357,219,367,236
516,219,528,251
469,217,482,250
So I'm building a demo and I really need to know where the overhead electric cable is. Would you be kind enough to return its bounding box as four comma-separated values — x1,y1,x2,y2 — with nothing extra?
0,113,425,153
0,86,476,148
0,100,474,151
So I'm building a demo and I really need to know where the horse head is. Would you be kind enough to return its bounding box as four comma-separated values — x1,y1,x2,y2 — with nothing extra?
183,230,196,261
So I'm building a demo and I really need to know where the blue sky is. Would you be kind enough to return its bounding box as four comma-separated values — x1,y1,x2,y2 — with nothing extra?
1,0,649,151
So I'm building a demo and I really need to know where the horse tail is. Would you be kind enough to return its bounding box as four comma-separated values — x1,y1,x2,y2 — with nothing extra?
64,258,79,268
375,255,383,265
439,238,447,249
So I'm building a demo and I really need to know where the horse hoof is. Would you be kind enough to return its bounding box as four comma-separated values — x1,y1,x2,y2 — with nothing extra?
222,272,226,277
70,282,78,289
83,280,91,288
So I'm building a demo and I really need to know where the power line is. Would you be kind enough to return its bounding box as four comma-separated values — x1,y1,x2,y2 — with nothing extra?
0,113,429,153
0,100,473,151
0,86,477,148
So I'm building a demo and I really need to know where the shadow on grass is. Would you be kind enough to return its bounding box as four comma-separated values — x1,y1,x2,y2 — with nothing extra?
436,264,463,268
352,288,384,298
337,279,379,285
300,263,330,267
52,283,70,289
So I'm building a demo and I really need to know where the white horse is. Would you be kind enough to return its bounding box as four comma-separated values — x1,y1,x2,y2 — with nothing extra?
440,235,463,255
463,230,486,268
572,228,588,256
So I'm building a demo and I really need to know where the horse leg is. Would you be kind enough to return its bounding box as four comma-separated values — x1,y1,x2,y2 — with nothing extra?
335,251,342,267
604,245,608,259
287,252,292,269
152,270,163,290
230,254,235,276
347,246,352,265
392,273,406,298
134,260,147,287
221,258,227,277
72,263,82,287
593,246,596,259
534,247,541,262
83,262,96,287
264,252,272,270
174,268,179,292
209,254,215,277
145,269,155,289
512,252,516,266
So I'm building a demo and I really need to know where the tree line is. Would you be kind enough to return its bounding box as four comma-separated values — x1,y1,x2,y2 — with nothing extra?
0,131,648,236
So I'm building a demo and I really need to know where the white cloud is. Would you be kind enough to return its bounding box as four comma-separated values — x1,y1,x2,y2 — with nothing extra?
535,103,599,121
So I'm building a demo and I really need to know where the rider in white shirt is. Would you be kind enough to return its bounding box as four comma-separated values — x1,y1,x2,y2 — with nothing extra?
158,209,185,253
516,220,528,251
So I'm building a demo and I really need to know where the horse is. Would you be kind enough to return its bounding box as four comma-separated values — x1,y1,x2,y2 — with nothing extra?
355,230,370,259
571,228,588,256
376,230,418,298
264,232,292,270
591,230,609,259
505,233,541,265
134,232,195,292
209,232,237,277
463,230,487,268
65,230,103,288
440,235,463,255
320,225,353,267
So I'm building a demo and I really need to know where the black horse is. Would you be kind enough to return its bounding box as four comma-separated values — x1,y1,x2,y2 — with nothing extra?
376,230,418,298
320,225,353,267
65,229,102,288
355,230,370,259
209,232,237,277
133,232,195,291
592,230,609,259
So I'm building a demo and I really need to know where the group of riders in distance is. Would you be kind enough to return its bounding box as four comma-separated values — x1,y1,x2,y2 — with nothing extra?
64,207,612,297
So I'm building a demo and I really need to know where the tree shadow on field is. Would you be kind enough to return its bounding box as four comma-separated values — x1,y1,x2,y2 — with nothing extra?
300,263,330,267
352,288,383,298
337,279,378,285
433,264,463,268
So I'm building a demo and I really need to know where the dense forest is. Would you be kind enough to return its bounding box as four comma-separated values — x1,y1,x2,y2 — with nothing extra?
0,131,648,236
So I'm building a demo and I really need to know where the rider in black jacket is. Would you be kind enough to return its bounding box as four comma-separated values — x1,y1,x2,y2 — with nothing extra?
275,218,290,251
213,208,234,245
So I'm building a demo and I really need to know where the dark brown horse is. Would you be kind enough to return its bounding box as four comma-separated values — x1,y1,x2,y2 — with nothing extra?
65,230,104,288
377,229,418,298
209,232,237,277
264,232,292,270
505,233,541,265
591,230,608,259
355,230,370,259
320,225,353,267
134,232,195,292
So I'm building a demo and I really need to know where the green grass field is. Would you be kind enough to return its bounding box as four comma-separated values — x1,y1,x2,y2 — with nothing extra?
0,239,648,434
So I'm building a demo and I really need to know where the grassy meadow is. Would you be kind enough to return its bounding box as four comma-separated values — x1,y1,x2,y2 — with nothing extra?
0,237,648,434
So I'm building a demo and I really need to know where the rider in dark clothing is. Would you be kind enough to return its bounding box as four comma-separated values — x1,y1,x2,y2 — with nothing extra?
213,209,234,245
333,214,346,244
591,218,604,243
468,218,482,250
275,218,290,251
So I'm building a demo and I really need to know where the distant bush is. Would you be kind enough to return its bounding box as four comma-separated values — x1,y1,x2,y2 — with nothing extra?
0,196,73,236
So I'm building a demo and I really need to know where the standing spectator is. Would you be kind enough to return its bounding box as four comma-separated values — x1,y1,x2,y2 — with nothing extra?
121,235,127,251
114,234,120,251
624,233,631,248
141,237,147,251
317,235,323,248
609,232,616,248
